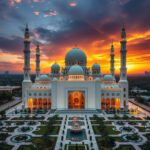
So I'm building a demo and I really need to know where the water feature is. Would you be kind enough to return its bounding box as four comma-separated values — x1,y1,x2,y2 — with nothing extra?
10,134,32,143
66,116,87,141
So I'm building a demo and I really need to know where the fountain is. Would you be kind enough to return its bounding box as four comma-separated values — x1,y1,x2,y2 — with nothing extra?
70,117,82,133
10,134,32,143
66,116,87,141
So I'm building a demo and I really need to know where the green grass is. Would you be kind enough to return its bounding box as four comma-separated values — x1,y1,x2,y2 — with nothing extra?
32,137,57,150
33,125,60,135
65,144,89,150
135,126,146,132
115,145,135,150
0,143,13,150
0,133,10,141
0,127,16,132
144,133,150,140
111,136,122,142
92,125,120,135
96,137,114,150
18,145,36,150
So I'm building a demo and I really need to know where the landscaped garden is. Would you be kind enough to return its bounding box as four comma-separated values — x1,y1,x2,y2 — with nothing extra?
64,144,89,150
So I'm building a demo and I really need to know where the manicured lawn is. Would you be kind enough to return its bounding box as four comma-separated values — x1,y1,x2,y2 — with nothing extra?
54,120,62,124
0,133,10,141
143,133,150,140
18,145,36,150
92,125,101,134
89,117,105,120
105,126,120,135
140,141,150,150
91,120,99,124
0,127,16,132
0,143,13,150
32,137,57,150
11,116,45,120
92,125,120,135
65,144,89,150
111,136,122,142
115,145,135,150
135,126,146,132
33,125,60,135
96,137,115,150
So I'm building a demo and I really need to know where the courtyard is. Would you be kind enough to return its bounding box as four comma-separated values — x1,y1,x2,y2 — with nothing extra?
0,108,150,150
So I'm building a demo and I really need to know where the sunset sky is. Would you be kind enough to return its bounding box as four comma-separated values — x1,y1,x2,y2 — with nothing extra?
0,0,150,75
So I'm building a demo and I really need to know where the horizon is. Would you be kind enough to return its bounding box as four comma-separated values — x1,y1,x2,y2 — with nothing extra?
0,0,150,75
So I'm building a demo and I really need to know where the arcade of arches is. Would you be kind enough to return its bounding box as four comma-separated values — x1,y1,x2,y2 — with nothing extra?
101,98,120,110
28,98,51,109
68,91,85,109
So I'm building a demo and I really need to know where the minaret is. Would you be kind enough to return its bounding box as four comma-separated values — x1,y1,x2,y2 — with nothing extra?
22,24,32,109
119,26,128,111
120,26,127,81
110,43,115,77
35,44,40,81
23,24,31,81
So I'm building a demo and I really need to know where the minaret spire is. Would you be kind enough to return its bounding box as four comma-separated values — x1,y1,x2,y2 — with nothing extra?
120,25,127,81
23,24,31,81
110,43,115,77
35,44,40,81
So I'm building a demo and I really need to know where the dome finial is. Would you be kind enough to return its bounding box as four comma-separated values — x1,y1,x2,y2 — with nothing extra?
74,43,78,48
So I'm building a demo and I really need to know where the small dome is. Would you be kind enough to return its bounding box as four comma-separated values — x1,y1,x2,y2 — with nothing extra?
65,48,87,66
53,77,58,81
104,74,114,81
68,65,84,75
39,75,49,81
92,63,100,70
95,77,100,81
51,63,60,71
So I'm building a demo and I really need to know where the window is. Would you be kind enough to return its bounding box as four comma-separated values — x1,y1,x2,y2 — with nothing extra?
124,88,126,92
124,94,126,98
29,93,31,96
39,93,42,96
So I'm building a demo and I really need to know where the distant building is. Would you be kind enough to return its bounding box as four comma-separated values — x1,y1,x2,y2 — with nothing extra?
22,25,128,111
145,71,150,76
131,87,148,93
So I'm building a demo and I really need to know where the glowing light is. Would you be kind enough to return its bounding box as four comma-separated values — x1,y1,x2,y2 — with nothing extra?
28,98,33,109
69,1,77,7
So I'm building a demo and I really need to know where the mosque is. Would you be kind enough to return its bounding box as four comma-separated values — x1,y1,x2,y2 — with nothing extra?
22,25,128,111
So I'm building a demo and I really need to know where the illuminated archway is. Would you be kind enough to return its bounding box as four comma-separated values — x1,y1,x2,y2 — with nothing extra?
38,98,42,109
106,98,110,110
68,91,85,109
111,98,115,109
43,98,47,109
33,98,37,109
28,98,33,109
116,98,120,110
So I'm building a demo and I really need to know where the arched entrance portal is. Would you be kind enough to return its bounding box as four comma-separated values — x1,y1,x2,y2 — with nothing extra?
68,91,85,109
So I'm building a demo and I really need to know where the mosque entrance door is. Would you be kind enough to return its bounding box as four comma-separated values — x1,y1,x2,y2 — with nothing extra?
68,91,85,109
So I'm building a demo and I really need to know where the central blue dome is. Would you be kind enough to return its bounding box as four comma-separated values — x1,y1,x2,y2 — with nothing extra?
68,65,84,75
65,48,87,66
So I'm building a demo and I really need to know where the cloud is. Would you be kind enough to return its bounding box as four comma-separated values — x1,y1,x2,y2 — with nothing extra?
33,11,40,16
43,10,57,17
0,36,23,54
